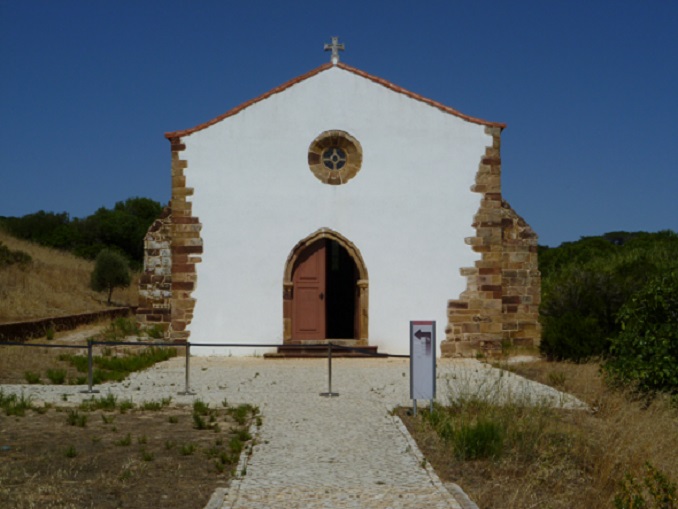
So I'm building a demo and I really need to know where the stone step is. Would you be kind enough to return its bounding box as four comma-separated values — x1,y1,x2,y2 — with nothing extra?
264,343,379,359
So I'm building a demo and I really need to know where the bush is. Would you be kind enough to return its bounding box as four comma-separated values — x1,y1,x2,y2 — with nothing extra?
1,198,162,268
145,324,165,339
614,462,677,509
101,317,139,340
540,312,608,362
0,241,31,268
46,368,66,384
604,272,678,394
540,268,619,361
453,418,505,460
539,232,678,362
90,249,131,304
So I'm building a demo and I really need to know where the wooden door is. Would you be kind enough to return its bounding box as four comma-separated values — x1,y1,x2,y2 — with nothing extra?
292,240,326,340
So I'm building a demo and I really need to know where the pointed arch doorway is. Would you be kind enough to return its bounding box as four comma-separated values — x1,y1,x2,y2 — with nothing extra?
283,229,368,344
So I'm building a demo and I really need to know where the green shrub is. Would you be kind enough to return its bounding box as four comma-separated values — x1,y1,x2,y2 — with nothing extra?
46,368,66,384
540,268,618,361
0,391,33,416
145,324,165,339
104,317,140,340
180,443,196,456
115,433,132,446
422,397,553,464
140,449,154,462
142,401,162,411
24,371,41,384
228,437,244,455
237,429,252,442
540,312,608,362
59,347,177,384
1,198,162,268
66,409,87,427
614,462,677,509
0,241,32,268
538,231,678,362
193,399,210,416
604,272,678,394
118,400,134,413
192,412,208,430
453,418,505,460
228,404,256,425
59,353,88,373
80,393,118,411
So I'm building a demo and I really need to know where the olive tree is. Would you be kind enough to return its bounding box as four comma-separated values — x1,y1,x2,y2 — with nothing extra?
90,249,131,305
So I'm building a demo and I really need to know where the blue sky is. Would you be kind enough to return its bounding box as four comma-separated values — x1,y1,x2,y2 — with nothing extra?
1,1,676,247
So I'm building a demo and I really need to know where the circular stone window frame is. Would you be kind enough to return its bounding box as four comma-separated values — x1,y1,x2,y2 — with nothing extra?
307,130,363,185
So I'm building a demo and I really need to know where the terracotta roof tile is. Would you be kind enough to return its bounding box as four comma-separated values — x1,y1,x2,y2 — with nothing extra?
165,63,505,140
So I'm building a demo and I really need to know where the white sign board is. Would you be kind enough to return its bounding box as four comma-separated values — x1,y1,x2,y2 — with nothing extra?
410,321,436,400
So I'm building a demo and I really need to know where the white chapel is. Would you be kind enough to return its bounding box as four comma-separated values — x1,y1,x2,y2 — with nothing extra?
138,40,541,357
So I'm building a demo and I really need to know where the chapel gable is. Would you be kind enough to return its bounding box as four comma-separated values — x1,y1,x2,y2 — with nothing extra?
137,55,541,357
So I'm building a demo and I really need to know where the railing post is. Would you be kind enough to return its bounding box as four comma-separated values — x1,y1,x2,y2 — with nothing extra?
80,340,99,394
178,343,196,396
320,342,339,397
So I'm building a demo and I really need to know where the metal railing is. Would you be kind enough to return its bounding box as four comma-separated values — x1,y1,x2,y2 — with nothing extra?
1,340,410,398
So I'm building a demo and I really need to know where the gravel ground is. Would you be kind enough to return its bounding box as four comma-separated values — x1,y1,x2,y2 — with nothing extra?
1,356,585,508
0,356,585,410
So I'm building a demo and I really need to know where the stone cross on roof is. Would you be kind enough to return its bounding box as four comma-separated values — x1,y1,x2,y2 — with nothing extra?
324,36,345,65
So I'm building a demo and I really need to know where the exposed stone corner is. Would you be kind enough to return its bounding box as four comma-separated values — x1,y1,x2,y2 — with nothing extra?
137,138,202,342
441,128,541,357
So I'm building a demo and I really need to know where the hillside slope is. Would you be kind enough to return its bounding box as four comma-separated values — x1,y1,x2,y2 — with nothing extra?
0,230,137,323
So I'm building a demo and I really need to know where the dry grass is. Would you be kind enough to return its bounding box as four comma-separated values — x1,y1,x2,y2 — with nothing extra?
0,325,255,509
0,320,180,384
401,359,678,509
0,397,256,509
0,230,138,323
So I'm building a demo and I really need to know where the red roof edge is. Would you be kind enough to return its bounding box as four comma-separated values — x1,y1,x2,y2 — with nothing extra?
164,63,334,139
337,63,506,129
165,62,505,140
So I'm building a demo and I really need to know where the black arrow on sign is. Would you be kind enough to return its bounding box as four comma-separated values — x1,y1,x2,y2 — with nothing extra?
414,329,432,341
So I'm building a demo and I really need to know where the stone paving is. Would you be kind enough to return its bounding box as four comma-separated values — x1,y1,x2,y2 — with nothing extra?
218,366,461,509
1,356,585,509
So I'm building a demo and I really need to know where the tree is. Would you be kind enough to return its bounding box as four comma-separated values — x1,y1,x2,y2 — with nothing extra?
603,272,678,394
1,197,163,268
538,230,678,362
90,249,131,305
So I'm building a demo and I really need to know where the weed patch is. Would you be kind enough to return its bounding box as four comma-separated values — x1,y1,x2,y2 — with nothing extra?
402,360,678,509
46,368,67,384
66,409,87,427
58,346,177,384
227,403,258,425
0,394,255,508
0,390,34,416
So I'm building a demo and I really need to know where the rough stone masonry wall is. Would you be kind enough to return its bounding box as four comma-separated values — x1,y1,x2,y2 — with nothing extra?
441,127,541,357
137,207,173,330
500,201,541,349
137,138,203,342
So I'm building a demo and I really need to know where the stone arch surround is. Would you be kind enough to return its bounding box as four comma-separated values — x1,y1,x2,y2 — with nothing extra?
282,228,369,344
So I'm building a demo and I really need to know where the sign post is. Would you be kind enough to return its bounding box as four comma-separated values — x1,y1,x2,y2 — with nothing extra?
410,321,436,416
